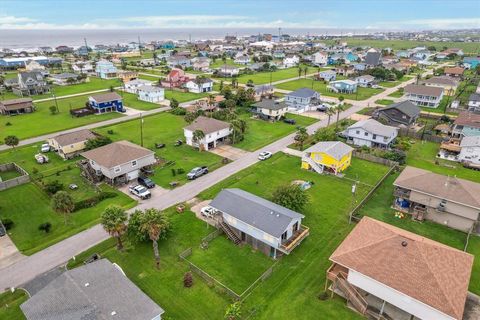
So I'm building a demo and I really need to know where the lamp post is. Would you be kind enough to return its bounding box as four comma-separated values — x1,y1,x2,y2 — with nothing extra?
140,113,144,147
349,182,357,224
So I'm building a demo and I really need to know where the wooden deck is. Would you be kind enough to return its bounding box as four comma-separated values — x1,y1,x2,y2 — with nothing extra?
280,225,309,254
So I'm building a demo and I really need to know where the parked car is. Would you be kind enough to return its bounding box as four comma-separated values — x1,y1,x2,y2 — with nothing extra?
138,176,155,188
129,185,151,199
0,222,6,237
34,153,49,164
40,143,50,152
69,184,78,190
283,118,296,125
187,166,208,180
316,104,328,112
200,206,215,218
258,151,272,160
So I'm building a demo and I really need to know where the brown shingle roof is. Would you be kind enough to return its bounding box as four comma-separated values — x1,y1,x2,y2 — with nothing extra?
330,217,473,320
90,92,122,103
444,66,464,75
81,140,153,168
52,129,97,147
393,166,480,209
404,84,443,97
454,111,480,129
184,116,230,134
0,98,33,111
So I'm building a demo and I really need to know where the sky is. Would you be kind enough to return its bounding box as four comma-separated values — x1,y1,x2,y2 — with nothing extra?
0,0,479,30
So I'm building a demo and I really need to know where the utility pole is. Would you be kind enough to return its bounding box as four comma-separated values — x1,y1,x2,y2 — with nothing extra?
140,113,144,147
349,182,357,224
52,88,59,113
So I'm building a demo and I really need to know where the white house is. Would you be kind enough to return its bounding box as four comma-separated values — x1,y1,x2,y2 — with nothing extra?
25,60,45,71
183,116,231,151
319,70,336,82
313,52,328,66
217,65,240,77
404,84,444,108
355,75,376,87
345,118,398,149
72,62,94,74
468,93,480,112
285,87,321,113
210,188,309,258
138,85,165,103
234,55,250,65
95,60,117,79
124,79,152,94
327,217,473,320
459,136,480,165
81,140,156,184
283,55,300,68
185,78,213,93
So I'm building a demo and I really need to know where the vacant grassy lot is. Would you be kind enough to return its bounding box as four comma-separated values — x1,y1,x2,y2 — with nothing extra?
164,89,209,103
210,58,245,69
0,94,123,142
235,66,316,85
233,113,317,151
357,172,480,294
276,78,383,100
406,140,480,183
68,153,387,319
188,235,275,294
0,290,27,320
0,182,136,255
94,112,224,188
116,90,163,111
375,99,394,105
387,89,404,98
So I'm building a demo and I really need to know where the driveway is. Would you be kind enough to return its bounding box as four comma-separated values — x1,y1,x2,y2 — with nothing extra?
190,200,217,227
297,110,328,120
0,235,25,269
208,145,251,161
118,183,170,202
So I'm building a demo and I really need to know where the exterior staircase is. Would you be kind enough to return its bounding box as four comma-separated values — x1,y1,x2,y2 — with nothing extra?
219,222,241,245
302,156,324,174
334,273,368,315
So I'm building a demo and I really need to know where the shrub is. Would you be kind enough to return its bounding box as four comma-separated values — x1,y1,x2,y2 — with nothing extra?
73,191,117,211
32,167,39,175
2,218,14,230
171,168,176,176
382,149,406,165
183,271,193,288
176,168,185,174
43,180,64,195
171,107,186,115
107,130,114,135
5,122,12,126
38,222,52,233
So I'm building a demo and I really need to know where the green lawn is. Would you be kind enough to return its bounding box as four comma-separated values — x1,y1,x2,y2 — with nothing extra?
68,153,388,319
0,169,22,181
378,81,400,88
357,172,480,294
406,140,480,183
0,94,123,142
235,66,317,85
387,89,404,98
116,91,163,111
375,99,394,105
94,112,224,188
0,182,136,255
164,90,209,103
276,78,383,101
210,58,245,69
233,113,317,151
188,236,275,294
138,74,163,82
0,290,27,320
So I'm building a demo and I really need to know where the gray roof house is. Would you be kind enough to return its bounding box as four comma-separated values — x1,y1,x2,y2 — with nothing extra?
13,71,50,96
374,100,421,127
468,92,480,112
345,118,398,149
21,259,165,320
210,188,309,258
285,87,321,113
251,99,288,121
365,50,382,66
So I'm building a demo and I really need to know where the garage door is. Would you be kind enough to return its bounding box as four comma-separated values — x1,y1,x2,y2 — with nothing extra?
126,169,139,181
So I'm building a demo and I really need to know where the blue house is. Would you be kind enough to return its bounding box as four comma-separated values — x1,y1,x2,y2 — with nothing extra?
88,92,124,113
345,52,358,63
95,60,117,79
328,80,358,94
162,42,175,49
0,56,62,69
463,57,480,69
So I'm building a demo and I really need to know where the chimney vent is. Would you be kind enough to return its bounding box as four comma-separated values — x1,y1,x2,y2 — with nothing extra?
401,241,408,247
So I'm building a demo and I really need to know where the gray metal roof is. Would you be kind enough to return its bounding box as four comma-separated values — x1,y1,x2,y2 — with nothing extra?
210,188,304,238
21,259,164,320
469,93,480,102
365,51,381,66
252,99,287,110
287,87,318,98
348,118,398,137
382,100,421,118
304,141,353,160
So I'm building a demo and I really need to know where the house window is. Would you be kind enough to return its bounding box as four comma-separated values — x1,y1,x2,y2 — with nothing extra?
356,130,360,134
132,160,137,167
364,132,368,136
281,231,288,240
373,134,377,139
90,160,95,166
114,166,121,173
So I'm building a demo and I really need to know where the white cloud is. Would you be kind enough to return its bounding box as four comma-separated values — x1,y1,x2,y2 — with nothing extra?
403,18,480,29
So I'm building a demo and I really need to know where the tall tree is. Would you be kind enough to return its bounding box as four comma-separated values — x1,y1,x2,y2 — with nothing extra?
139,208,170,269
325,107,335,126
294,127,309,150
272,184,309,212
4,135,19,150
335,97,346,131
51,191,75,225
192,130,205,151
101,205,128,250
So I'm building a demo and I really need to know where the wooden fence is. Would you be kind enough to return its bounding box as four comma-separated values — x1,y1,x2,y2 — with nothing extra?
397,128,444,143
0,163,30,191
352,151,399,167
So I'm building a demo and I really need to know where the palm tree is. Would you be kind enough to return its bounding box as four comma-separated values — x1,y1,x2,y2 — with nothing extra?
325,107,335,126
192,129,205,151
139,208,170,269
101,205,128,250
294,127,309,150
51,191,75,225
298,66,302,78
225,302,241,320
335,98,346,131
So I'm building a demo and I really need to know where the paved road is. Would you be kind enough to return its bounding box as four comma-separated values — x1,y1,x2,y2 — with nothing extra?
0,66,444,290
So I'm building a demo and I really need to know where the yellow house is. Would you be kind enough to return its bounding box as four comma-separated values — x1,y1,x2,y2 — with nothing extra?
118,71,139,83
48,129,97,159
301,141,353,175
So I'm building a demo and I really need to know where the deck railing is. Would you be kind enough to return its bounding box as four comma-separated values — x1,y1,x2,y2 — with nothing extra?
280,225,310,253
